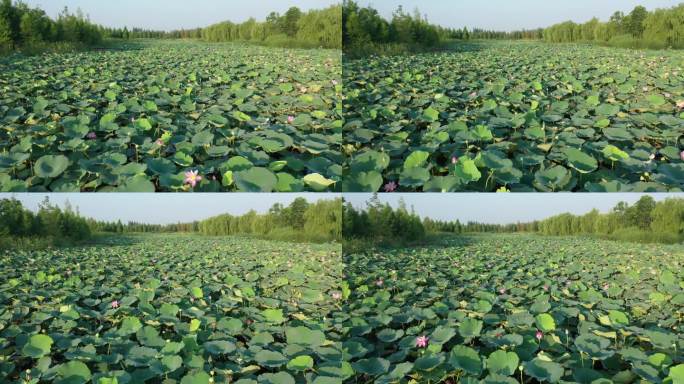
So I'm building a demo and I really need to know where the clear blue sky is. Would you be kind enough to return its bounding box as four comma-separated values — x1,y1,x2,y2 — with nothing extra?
345,193,682,224
3,193,339,224
23,0,339,31
365,0,682,31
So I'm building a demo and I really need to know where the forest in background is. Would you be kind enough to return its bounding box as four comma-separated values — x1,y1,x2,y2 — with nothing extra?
0,0,103,53
0,0,341,54
343,195,684,247
343,1,684,56
0,197,342,250
93,197,342,244
542,4,684,49
201,5,341,49
0,197,91,249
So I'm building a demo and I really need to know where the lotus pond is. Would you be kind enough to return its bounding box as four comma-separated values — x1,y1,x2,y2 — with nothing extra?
0,41,342,192
343,42,684,192
0,235,349,383
343,234,684,383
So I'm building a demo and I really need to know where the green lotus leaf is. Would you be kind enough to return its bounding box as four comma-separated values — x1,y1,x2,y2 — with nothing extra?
22,334,53,358
352,357,390,376
459,318,483,338
522,358,563,383
161,355,183,372
449,345,482,375
414,353,445,371
486,350,519,376
192,131,214,146
119,317,143,335
135,118,153,130
602,145,629,162
204,340,236,355
535,313,556,332
574,334,614,360
57,361,92,384
234,167,277,192
287,355,314,371
285,326,326,347
35,155,69,178
455,159,482,183
258,372,295,384
423,107,440,122
254,350,287,367
404,150,430,169
303,173,335,191
181,371,210,384
399,166,430,188
563,148,598,174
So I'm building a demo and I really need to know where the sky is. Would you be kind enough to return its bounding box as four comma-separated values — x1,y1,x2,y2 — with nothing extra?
345,193,682,224
22,0,339,31
2,193,340,224
364,0,682,31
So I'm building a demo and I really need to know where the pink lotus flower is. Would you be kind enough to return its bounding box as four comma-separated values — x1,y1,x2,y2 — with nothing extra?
383,181,397,192
375,278,384,287
602,283,609,291
543,285,549,291
111,300,119,309
451,156,458,165
499,288,506,294
535,330,543,341
287,116,294,124
331,291,342,300
155,139,164,146
86,132,97,140
680,150,684,161
184,170,202,187
416,335,429,348
469,91,477,98
677,100,684,109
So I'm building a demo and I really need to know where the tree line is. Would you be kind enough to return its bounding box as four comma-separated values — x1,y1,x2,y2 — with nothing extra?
430,196,683,244
94,198,342,243
343,195,425,245
0,197,342,249
1,1,341,54
201,5,341,49
0,0,103,51
343,195,683,246
343,0,450,57
0,197,91,249
101,27,203,40
542,4,684,49
91,220,197,234
197,198,342,243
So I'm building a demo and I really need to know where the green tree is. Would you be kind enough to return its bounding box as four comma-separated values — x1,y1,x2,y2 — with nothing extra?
283,6,302,37
627,6,648,37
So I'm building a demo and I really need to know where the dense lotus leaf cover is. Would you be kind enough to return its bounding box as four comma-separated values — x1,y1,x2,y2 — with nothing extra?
0,41,342,192
343,42,684,192
342,235,684,383
0,235,348,383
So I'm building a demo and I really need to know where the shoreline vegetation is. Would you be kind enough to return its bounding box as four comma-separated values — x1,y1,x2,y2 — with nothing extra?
0,0,341,56
342,0,684,57
0,197,342,250
343,195,684,249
